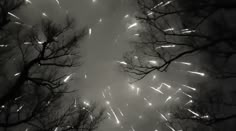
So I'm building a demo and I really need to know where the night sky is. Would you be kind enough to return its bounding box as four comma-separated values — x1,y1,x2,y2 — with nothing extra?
5,0,220,131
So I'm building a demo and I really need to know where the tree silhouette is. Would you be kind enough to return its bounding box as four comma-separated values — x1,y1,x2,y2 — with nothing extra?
122,0,236,130
0,1,105,130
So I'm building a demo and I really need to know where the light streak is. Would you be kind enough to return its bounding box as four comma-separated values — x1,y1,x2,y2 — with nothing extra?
131,126,135,131
92,0,96,3
147,11,154,16
165,96,172,103
152,75,156,80
128,23,138,29
74,98,77,108
149,60,158,65
42,12,48,17
166,123,176,131
102,91,106,98
25,0,32,4
185,100,193,105
8,12,20,19
156,45,176,49
0,45,8,47
54,127,59,131
17,105,24,112
150,86,164,94
182,84,196,91
160,113,168,121
163,27,174,32
83,101,90,106
106,101,110,105
89,28,92,37
129,84,135,90
181,29,195,34
124,14,129,18
134,34,139,36
63,74,72,83
182,91,192,98
136,87,140,95
118,108,124,117
99,18,103,23
134,56,138,59
187,71,205,76
144,98,152,106
117,61,127,66
84,74,87,79
162,83,171,89
109,106,120,124
161,1,173,7
24,42,31,45
187,109,200,117
175,61,192,66
14,73,20,76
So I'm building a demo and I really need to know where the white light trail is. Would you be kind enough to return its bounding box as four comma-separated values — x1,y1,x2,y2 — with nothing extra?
128,23,138,29
147,11,154,16
109,106,120,124
25,0,32,4
117,61,127,66
0,45,8,47
89,28,92,37
150,86,164,94
83,101,90,107
63,74,72,83
161,1,173,7
188,71,205,76
175,61,192,66
131,126,135,131
118,108,124,117
99,18,103,23
54,127,59,131
74,98,77,108
124,14,129,18
102,91,106,98
166,123,176,131
163,27,174,32
42,12,48,17
185,100,193,106
17,105,24,112
182,91,192,98
144,98,152,106
8,12,20,19
162,83,171,89
14,73,20,76
84,74,87,79
165,96,172,103
181,29,196,34
187,109,200,117
160,113,168,121
149,60,158,65
92,0,96,3
136,87,140,95
182,84,196,91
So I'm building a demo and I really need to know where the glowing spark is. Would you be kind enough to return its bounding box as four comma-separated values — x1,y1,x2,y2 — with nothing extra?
17,105,24,112
99,18,103,23
84,74,87,79
24,42,31,45
182,91,192,98
201,115,210,119
152,75,156,80
165,96,172,103
188,109,200,117
129,84,135,90
181,29,195,34
128,23,138,29
83,101,90,106
25,128,29,131
118,108,124,117
175,88,182,94
134,56,138,59
175,61,192,66
150,87,164,94
134,34,139,36
149,60,158,65
109,106,120,124
90,115,94,120
160,113,168,121
55,0,60,6
124,14,129,18
25,0,32,4
42,12,48,17
54,127,59,131
138,115,143,119
147,11,154,16
38,41,44,44
157,2,164,6
161,1,173,7
89,28,92,37
92,0,96,3
8,12,20,20
156,45,176,49
185,100,193,105
74,98,77,108
163,27,174,32
0,45,8,47
144,98,152,106
182,84,196,91
162,83,171,89
166,124,176,131
131,126,135,131
188,71,205,76
14,73,20,76
117,61,127,65
106,101,110,105
136,87,140,95
63,74,72,83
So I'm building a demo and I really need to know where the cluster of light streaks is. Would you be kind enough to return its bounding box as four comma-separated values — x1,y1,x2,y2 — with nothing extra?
4,0,210,131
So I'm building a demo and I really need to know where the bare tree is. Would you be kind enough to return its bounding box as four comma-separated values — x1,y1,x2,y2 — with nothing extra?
0,1,105,131
122,0,236,130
